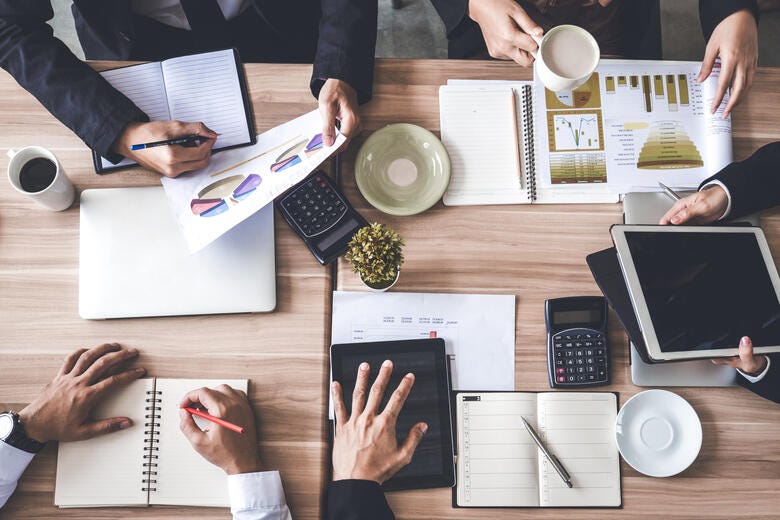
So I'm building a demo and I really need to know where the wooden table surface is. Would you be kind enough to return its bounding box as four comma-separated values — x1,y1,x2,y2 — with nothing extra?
1,59,779,519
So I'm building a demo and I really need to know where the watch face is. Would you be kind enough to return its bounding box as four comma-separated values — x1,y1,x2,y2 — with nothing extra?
0,414,13,439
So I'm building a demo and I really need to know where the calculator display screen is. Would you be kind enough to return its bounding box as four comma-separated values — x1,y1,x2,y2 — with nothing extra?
317,217,357,251
553,309,601,327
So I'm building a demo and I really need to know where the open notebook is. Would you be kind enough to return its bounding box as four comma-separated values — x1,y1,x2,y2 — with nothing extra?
55,378,247,508
94,49,255,173
455,392,621,508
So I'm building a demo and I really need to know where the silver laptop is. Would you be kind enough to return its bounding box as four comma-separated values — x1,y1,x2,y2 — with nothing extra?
623,191,743,387
79,187,276,319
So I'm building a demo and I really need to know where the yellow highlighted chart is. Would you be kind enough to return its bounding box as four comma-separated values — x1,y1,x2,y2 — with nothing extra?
637,121,704,169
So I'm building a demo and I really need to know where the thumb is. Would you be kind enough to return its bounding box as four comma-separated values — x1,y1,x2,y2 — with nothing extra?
399,422,428,464
179,408,206,445
182,122,218,138
738,336,754,363
319,100,338,147
78,417,132,440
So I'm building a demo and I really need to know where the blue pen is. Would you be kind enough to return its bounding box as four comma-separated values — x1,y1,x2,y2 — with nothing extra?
130,134,208,151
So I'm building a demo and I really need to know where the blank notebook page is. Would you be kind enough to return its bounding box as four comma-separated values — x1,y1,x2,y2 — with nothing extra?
440,87,526,205
54,379,152,507
151,378,249,507
162,49,251,150
98,62,171,170
537,392,620,507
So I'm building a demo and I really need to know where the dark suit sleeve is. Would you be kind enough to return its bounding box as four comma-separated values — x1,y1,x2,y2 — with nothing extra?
738,354,780,403
326,480,394,520
0,1,147,162
699,0,759,41
698,141,780,219
429,0,469,37
310,0,377,104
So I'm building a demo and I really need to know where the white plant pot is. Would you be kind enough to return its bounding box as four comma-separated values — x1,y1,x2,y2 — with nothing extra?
360,268,400,292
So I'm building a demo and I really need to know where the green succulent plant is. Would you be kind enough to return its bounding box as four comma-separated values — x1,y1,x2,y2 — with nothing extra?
345,223,405,288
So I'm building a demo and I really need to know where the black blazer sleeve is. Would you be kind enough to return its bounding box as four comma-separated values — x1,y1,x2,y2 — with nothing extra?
698,141,780,219
699,0,759,41
310,0,377,105
0,1,147,163
326,480,394,520
738,354,780,403
429,0,469,37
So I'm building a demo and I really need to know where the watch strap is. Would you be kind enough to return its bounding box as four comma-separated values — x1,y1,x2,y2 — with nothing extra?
1,412,46,454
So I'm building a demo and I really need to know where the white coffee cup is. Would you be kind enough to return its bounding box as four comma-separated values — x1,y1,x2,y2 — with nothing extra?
7,146,75,211
532,24,600,93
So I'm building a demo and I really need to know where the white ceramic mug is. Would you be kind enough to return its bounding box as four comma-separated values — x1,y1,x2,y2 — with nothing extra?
532,24,600,93
7,146,75,211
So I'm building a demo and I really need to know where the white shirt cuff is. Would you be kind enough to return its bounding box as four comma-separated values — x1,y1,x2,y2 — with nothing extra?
701,180,732,220
0,442,36,507
227,471,292,520
738,356,771,383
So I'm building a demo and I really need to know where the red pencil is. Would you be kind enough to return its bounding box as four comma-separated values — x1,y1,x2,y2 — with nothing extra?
183,407,245,434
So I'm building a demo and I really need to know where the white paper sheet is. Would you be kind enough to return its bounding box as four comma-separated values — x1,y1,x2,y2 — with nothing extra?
331,291,516,416
161,110,345,252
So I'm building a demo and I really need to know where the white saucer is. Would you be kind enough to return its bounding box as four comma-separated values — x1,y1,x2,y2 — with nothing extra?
615,389,702,477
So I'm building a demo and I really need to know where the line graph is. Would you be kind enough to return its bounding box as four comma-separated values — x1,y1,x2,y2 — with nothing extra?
552,112,602,151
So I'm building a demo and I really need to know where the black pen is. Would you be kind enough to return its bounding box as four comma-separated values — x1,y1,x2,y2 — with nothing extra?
131,134,210,151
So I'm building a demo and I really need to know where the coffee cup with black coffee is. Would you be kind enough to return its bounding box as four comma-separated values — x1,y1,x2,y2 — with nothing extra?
7,146,75,211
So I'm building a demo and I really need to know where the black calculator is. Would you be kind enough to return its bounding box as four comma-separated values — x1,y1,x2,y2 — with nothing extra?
276,170,368,265
545,296,610,388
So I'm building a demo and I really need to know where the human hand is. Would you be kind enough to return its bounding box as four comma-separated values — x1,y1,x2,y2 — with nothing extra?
712,336,768,376
179,385,261,475
468,0,543,66
113,121,218,177
18,343,145,443
331,360,427,484
698,8,758,118
318,79,360,148
659,185,729,225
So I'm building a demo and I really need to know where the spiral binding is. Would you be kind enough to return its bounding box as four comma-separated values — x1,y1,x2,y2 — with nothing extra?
521,85,537,201
142,390,162,492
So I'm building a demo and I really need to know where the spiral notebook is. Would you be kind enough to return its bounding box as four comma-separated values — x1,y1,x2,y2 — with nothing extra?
440,83,618,206
55,378,248,508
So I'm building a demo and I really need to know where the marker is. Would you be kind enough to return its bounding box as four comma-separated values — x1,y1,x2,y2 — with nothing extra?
182,406,245,434
131,134,210,151
658,182,682,201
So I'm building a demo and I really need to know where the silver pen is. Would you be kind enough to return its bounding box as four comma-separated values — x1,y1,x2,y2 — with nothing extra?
521,416,573,488
658,182,682,201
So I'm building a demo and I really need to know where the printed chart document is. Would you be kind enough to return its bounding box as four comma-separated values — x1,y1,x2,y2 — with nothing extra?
95,49,255,172
331,291,516,416
55,378,247,508
455,392,620,508
161,110,345,252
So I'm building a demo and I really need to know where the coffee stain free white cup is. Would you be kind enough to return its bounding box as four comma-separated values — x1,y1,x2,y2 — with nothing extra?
531,24,600,93
7,146,76,211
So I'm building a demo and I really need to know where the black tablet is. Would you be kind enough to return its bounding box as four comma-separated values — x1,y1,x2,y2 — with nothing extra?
330,338,455,491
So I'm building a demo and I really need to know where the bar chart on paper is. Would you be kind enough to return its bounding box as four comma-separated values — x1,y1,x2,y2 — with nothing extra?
603,72,695,115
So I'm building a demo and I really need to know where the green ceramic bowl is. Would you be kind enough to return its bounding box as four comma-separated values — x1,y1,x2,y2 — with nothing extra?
355,123,451,216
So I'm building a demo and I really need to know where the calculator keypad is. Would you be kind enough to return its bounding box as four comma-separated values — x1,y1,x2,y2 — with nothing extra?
552,329,608,386
280,174,347,237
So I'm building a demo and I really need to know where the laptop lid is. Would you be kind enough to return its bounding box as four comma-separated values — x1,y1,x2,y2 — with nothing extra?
79,187,276,319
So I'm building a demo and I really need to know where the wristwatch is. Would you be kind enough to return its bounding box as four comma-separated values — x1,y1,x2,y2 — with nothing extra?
0,411,46,453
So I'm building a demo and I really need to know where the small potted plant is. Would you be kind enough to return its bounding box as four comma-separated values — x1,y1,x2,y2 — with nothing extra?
345,222,405,291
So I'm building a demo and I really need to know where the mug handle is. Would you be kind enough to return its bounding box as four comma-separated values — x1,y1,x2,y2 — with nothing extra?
6,148,17,159
529,34,543,60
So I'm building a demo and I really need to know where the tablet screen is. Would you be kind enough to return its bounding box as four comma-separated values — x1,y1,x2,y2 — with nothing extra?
331,341,453,490
625,231,780,352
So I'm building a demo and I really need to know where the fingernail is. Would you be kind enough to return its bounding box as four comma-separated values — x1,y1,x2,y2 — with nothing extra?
671,216,680,224
420,423,428,434
405,372,414,379
135,367,146,375
331,381,338,389
382,359,392,368
118,419,132,430
128,348,138,355
359,362,369,371
740,336,749,346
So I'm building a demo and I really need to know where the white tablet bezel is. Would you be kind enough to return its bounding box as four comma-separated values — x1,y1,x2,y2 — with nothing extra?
611,225,780,361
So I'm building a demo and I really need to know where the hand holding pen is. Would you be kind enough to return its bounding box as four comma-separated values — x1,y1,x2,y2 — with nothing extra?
113,120,218,178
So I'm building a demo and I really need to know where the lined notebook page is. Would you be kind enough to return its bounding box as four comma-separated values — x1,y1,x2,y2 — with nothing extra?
162,49,251,150
456,393,540,507
55,379,152,507
151,378,248,507
98,62,171,170
440,86,529,206
536,392,621,507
